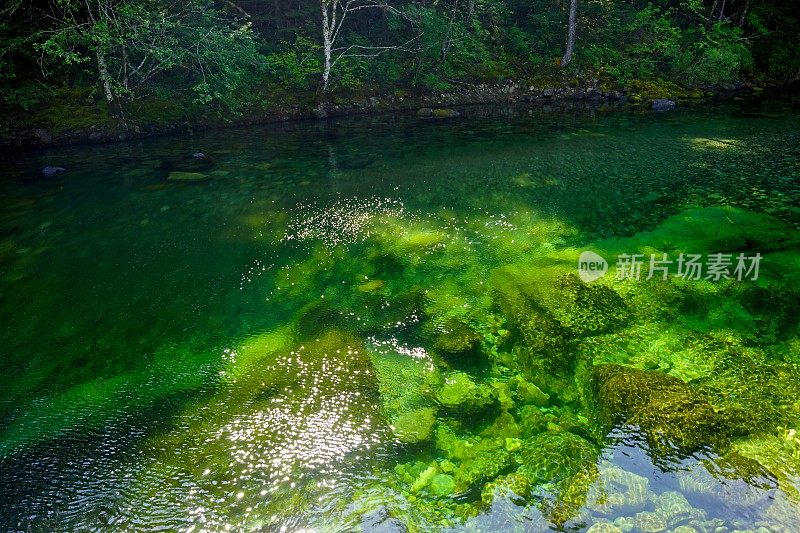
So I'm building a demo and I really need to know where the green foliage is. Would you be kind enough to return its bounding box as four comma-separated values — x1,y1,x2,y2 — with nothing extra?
1,0,798,130
264,36,322,91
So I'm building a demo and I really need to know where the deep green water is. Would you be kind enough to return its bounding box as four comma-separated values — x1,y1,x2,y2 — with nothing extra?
1,99,800,532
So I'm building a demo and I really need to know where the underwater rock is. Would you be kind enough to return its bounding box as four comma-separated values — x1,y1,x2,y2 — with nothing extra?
453,444,512,493
651,491,705,528
652,98,676,111
519,405,555,437
480,472,531,505
370,340,437,426
433,320,482,357
435,371,495,410
633,510,668,532
586,523,623,533
390,407,437,444
411,463,439,492
585,461,651,516
481,411,521,441
167,171,208,182
490,266,629,375
519,431,597,486
434,425,514,493
512,376,550,407
592,364,726,452
432,108,461,118
41,166,65,177
429,473,456,497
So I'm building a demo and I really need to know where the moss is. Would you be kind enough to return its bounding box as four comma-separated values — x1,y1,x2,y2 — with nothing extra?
510,376,550,407
519,431,597,486
433,319,483,357
592,364,726,452
480,472,532,506
435,371,496,411
626,78,692,100
29,87,113,132
429,473,456,497
391,407,438,444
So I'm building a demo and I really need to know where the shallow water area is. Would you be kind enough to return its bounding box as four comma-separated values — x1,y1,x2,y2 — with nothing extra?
1,99,800,532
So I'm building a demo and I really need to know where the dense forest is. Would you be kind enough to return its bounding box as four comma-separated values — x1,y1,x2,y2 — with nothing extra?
1,0,799,132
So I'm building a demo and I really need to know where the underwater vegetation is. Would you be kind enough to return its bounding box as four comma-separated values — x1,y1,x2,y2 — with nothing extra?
2,105,800,531
85,201,799,532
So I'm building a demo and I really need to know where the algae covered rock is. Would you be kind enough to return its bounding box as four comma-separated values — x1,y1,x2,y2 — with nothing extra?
519,431,598,486
167,171,208,182
480,472,532,505
390,407,437,444
435,371,495,410
434,424,514,493
592,364,726,452
490,265,629,375
511,376,550,406
433,319,482,357
429,473,456,497
432,108,461,118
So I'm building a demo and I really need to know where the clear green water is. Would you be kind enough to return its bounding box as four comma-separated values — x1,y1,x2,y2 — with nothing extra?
1,99,800,532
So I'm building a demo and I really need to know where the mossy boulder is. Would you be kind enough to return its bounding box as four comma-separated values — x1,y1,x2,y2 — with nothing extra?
510,375,550,407
432,108,461,118
434,425,514,493
390,407,437,444
480,472,532,505
592,364,726,452
490,266,629,374
433,319,482,357
429,473,456,497
435,371,496,410
519,431,598,486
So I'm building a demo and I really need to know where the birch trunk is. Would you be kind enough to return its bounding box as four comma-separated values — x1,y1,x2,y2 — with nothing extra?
560,0,577,67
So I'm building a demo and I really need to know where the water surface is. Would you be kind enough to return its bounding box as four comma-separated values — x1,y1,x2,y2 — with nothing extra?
1,99,800,532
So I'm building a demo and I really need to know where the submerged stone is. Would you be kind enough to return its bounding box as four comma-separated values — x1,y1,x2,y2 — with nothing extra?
432,108,461,118
585,461,651,516
433,320,482,357
592,364,726,452
391,407,437,444
167,171,208,182
429,473,456,497
519,431,597,486
435,371,495,410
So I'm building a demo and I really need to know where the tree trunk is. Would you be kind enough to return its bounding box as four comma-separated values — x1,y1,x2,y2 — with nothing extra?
738,0,749,27
96,48,114,104
560,0,577,67
321,0,333,92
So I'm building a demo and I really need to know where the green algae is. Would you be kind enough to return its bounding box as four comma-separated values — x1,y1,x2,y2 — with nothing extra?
2,102,800,532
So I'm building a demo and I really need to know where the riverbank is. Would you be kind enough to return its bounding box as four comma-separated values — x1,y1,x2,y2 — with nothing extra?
0,77,764,152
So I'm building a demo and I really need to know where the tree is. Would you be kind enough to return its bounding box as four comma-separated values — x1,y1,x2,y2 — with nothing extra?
35,0,260,114
560,0,577,67
318,0,415,92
